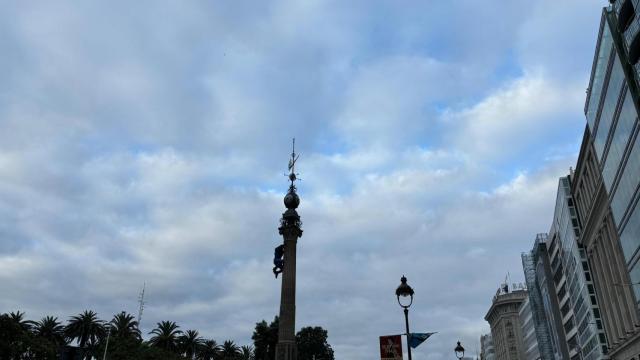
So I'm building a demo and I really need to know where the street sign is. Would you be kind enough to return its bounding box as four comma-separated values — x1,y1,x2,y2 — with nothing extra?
380,335,403,360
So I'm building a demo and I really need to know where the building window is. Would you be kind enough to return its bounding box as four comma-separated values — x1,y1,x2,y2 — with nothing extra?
587,24,613,129
603,90,638,191
620,206,640,264
594,57,625,160
629,28,640,65
618,0,635,33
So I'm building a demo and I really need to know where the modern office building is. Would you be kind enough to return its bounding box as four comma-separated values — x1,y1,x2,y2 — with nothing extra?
519,297,541,360
523,234,571,360
480,334,496,360
484,286,528,360
548,176,608,360
575,4,640,359
591,5,640,274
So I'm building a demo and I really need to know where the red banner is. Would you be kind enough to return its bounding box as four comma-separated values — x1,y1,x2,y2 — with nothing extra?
380,335,403,360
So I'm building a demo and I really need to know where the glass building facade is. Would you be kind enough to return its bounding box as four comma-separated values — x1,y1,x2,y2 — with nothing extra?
575,6,640,359
522,236,562,360
524,234,571,360
548,177,607,360
585,7,640,308
519,297,541,360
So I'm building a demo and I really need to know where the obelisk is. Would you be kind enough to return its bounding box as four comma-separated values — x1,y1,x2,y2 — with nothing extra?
276,140,302,360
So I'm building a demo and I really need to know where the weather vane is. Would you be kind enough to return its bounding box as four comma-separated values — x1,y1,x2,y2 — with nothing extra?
287,138,300,186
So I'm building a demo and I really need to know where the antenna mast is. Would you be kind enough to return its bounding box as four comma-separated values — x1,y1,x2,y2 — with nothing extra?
137,282,146,328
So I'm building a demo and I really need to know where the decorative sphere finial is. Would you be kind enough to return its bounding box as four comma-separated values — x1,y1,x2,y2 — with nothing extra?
284,186,300,209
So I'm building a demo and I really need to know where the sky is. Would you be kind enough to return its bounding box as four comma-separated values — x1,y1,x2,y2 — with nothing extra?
0,1,606,358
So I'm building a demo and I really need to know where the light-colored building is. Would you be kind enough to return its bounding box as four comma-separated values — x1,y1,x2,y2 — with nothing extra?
484,287,528,360
576,5,640,358
519,297,540,360
548,176,608,360
524,235,571,359
480,333,496,360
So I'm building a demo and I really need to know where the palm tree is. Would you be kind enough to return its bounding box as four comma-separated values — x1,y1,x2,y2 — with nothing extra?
35,316,67,347
110,311,141,341
149,320,182,353
198,339,221,360
9,311,35,332
221,340,241,360
180,329,204,359
64,310,105,359
240,345,254,360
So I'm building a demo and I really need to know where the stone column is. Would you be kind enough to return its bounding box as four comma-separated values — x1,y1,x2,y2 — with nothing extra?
276,185,302,360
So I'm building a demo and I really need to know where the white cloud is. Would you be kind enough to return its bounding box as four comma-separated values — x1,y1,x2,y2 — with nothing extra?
444,72,585,162
0,0,603,359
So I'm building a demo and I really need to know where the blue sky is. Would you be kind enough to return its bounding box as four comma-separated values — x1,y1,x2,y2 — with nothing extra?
0,1,606,358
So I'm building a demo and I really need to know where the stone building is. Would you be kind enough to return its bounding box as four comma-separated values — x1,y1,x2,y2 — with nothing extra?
484,287,528,360
573,127,640,359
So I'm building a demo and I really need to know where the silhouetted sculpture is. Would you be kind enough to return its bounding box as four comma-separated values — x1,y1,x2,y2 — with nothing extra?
273,244,285,278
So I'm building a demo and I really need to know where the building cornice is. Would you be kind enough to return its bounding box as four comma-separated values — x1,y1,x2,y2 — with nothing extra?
484,291,527,322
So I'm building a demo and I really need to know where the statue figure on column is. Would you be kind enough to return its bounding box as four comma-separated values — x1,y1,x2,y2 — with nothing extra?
273,244,285,278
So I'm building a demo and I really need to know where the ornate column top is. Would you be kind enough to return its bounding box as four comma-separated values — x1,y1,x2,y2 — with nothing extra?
280,138,302,237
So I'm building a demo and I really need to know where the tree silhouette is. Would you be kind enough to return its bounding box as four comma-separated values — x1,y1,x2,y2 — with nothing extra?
252,316,278,360
111,311,141,341
149,320,182,353
64,310,105,359
198,339,221,360
240,345,255,360
221,340,241,359
0,310,265,360
1,312,60,359
9,311,35,332
35,315,67,347
1,313,31,358
296,327,334,360
180,329,204,359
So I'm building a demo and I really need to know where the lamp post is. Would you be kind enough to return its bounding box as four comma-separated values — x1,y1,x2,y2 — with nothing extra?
396,275,415,360
102,325,112,360
454,341,465,359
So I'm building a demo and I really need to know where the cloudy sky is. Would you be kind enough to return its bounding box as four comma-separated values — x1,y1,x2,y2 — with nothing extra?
0,1,606,358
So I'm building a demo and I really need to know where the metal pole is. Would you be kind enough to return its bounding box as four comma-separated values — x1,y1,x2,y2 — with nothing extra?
102,326,111,360
404,308,412,360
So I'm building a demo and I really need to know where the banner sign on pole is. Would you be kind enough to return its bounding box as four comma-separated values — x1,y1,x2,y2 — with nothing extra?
409,332,437,348
379,335,403,360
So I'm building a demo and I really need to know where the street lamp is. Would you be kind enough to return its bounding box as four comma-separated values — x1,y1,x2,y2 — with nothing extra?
454,341,465,359
396,275,415,360
102,324,113,360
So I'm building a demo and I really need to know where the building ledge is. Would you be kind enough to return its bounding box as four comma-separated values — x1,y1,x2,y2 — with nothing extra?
608,330,640,358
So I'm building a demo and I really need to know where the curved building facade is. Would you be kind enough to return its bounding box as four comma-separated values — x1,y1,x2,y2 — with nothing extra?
485,289,528,360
